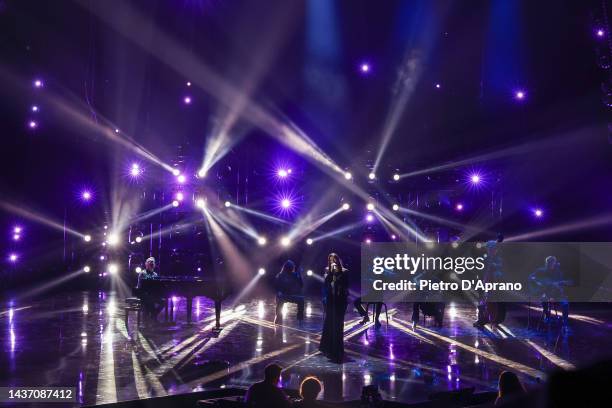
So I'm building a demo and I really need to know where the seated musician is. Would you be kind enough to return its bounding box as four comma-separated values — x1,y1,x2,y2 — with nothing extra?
412,302,445,329
354,298,382,328
529,256,569,327
274,260,304,324
136,257,165,322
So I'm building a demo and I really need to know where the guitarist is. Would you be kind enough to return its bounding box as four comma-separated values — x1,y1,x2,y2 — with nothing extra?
529,256,569,327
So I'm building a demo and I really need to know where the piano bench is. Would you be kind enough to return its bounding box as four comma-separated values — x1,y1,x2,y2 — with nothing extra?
125,298,143,331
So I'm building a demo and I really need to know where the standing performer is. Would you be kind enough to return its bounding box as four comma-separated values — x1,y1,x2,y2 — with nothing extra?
474,240,506,328
274,260,304,324
319,253,349,363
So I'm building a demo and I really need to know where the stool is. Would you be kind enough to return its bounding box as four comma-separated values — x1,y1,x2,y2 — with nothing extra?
125,297,142,332
366,302,389,327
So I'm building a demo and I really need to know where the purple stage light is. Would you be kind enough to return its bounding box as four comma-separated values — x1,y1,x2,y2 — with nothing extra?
81,190,92,201
33,79,43,88
186,81,192,87
13,234,20,241
435,83,441,89
281,198,291,209
8,253,18,263
28,120,38,129
177,174,186,184
366,214,374,222
129,163,142,177
533,208,543,218
183,96,192,105
365,238,372,244
391,234,397,240
469,173,481,184
596,28,605,37
456,203,464,211
31,105,39,112
277,168,289,178
359,62,371,74
13,226,22,234
514,90,526,100
175,192,185,202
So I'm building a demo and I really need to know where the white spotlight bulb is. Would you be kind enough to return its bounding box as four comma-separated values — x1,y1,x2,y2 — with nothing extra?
258,268,266,275
257,236,267,246
393,174,400,181
280,236,291,247
344,172,352,180
224,201,231,208
392,204,399,211
83,234,91,242
306,238,313,245
83,265,91,273
368,172,376,180
367,203,375,211
342,203,350,210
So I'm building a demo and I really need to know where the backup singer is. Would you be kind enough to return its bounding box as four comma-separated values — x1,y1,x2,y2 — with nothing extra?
319,253,349,363
274,260,305,324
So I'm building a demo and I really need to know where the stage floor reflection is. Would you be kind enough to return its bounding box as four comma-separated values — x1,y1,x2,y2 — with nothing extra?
2,292,612,406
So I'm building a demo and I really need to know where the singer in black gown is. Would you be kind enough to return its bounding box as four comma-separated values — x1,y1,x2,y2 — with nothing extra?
319,253,349,363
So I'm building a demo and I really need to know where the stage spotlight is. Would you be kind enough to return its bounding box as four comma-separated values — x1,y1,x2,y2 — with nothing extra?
344,171,352,180
135,236,142,243
130,163,142,177
186,81,192,86
33,79,43,88
28,120,39,130
177,174,186,184
99,255,106,261
365,238,372,244
359,62,371,74
534,208,543,218
393,174,400,181
366,214,374,222
135,266,142,273
456,203,464,211
172,200,180,207
197,168,206,178
8,253,18,262
114,128,120,133
469,173,481,184
196,198,206,209
280,236,291,247
183,96,192,104
342,203,350,211
107,233,119,246
391,234,397,240
81,190,92,201
306,238,313,245
257,236,267,246
258,267,266,276
281,199,291,209
435,83,441,89
13,226,22,234
306,270,313,276
366,203,375,211
83,265,91,273
277,168,289,178
172,169,181,177
392,204,399,211
31,105,39,112
515,90,526,100
107,263,118,275
596,28,605,37
83,234,92,242
176,192,185,201
224,201,231,208
368,172,376,180
12,234,20,241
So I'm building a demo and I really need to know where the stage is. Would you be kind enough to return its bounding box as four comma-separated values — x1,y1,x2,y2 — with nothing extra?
2,294,611,406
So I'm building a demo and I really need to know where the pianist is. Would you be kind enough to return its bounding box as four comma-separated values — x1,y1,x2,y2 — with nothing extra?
274,260,304,324
137,257,165,322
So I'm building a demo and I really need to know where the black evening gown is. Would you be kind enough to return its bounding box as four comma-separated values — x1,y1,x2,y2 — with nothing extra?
319,270,348,362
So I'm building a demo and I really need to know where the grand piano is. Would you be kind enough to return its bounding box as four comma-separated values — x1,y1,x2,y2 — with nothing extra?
138,276,229,329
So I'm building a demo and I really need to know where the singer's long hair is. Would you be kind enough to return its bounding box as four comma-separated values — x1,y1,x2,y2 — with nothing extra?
326,253,347,273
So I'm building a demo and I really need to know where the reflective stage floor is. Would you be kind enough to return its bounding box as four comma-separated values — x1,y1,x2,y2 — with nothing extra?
2,292,612,406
